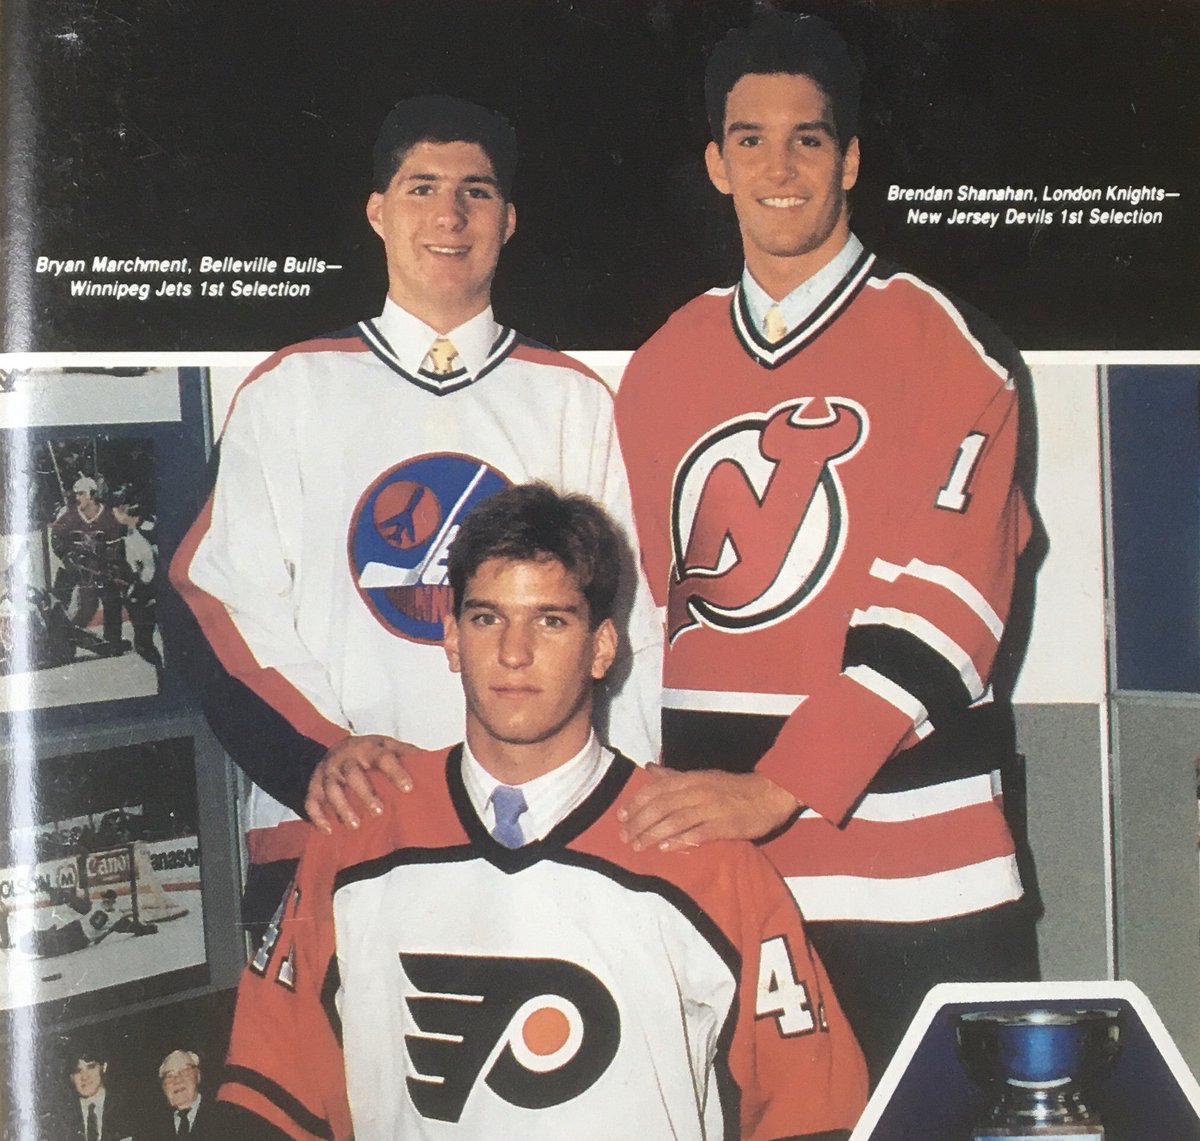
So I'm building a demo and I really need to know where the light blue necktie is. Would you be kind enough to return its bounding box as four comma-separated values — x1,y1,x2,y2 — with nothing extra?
491,785,528,848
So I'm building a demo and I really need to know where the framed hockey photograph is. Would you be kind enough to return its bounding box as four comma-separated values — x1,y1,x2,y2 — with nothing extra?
0,366,210,720
0,734,208,1017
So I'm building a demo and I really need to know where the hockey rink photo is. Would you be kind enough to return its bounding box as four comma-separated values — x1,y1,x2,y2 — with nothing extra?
0,737,206,1011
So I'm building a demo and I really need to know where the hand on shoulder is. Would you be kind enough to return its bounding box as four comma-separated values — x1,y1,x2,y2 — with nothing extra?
304,734,416,834
616,765,799,852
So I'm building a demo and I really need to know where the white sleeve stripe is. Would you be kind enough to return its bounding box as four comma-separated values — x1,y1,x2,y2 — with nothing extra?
865,272,1012,386
663,688,805,716
784,856,1024,923
850,771,999,822
850,605,985,700
844,664,932,738
870,557,1003,639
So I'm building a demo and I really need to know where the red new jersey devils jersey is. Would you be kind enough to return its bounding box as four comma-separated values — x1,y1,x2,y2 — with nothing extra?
615,250,1032,924
219,747,867,1140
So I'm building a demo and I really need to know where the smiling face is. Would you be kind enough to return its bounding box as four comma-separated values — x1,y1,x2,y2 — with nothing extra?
159,1054,200,1110
706,72,859,300
366,140,516,333
443,556,616,784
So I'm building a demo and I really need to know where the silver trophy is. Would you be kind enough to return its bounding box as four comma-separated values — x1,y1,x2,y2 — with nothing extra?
956,1008,1122,1139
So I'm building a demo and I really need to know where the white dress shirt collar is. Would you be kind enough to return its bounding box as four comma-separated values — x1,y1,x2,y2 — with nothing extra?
375,298,500,379
461,732,611,844
741,232,864,340
174,1093,201,1131
80,1087,106,1131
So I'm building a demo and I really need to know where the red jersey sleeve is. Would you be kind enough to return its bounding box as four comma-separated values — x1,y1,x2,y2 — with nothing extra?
717,845,869,1138
759,345,1030,822
218,837,354,1141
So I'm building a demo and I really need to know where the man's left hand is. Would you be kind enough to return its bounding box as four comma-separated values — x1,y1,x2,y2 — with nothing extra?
616,766,799,851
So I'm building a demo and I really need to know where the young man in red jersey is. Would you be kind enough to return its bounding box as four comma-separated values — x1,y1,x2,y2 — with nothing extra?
614,12,1039,1082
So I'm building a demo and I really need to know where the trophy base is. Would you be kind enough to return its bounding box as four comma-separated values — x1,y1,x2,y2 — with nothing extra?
972,1129,1103,1140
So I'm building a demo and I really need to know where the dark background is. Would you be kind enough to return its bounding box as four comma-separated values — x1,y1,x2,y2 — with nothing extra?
2,0,1197,352
864,996,1200,1140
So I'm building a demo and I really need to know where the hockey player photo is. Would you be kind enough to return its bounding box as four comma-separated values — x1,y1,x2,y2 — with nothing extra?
171,94,663,939
110,486,164,671
0,738,205,1011
218,483,867,1140
613,13,1040,1084
16,887,157,961
0,428,162,712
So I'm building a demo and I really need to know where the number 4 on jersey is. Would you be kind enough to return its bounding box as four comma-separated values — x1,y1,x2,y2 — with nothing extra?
756,935,818,1036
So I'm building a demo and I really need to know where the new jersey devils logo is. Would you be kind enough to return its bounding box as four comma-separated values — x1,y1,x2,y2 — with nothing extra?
400,952,620,1122
348,454,511,643
669,397,867,642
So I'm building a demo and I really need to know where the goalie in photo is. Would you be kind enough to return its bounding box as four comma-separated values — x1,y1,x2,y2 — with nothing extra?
0,738,207,1009
16,884,158,960
0,429,164,710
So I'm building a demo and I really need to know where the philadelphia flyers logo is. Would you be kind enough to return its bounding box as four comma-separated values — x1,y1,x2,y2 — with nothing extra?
348,454,510,643
669,397,867,642
400,952,620,1122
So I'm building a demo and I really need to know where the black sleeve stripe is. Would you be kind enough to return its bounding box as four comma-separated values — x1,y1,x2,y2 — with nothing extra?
661,708,785,774
198,661,326,815
867,703,1015,794
222,1065,335,1140
771,1131,852,1141
173,438,327,817
843,623,973,728
320,956,344,1048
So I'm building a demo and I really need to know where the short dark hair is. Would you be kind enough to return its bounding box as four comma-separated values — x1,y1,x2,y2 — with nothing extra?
66,1049,106,1073
448,484,621,628
704,12,861,149
372,94,517,197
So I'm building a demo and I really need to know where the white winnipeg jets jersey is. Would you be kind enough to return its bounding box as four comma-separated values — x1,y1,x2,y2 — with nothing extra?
173,313,661,851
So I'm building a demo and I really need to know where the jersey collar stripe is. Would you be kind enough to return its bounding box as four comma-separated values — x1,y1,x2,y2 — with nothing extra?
355,320,518,396
474,326,518,384
730,249,876,369
445,743,635,864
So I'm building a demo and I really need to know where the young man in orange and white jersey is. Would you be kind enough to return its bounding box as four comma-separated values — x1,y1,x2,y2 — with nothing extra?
218,483,866,1141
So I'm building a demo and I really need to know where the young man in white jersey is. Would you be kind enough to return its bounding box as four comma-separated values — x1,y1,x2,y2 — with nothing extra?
172,96,660,936
218,484,866,1141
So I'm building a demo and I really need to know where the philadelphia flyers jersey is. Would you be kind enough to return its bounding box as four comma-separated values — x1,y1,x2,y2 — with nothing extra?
219,746,867,1140
171,309,661,860
614,246,1032,925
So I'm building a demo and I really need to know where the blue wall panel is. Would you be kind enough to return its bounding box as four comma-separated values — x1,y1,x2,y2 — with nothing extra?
1108,365,1200,693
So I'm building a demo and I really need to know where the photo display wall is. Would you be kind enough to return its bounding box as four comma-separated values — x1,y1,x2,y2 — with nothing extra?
1,2,1198,1138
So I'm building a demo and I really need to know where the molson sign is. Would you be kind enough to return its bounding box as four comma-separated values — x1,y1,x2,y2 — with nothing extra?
0,856,78,908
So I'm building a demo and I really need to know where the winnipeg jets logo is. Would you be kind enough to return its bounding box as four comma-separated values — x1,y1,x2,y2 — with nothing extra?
400,952,620,1122
348,454,510,643
669,397,867,642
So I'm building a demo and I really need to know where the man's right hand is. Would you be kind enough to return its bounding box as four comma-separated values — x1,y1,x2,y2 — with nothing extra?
304,735,415,834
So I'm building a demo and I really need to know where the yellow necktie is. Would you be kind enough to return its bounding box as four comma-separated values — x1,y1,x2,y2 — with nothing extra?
424,337,460,375
764,304,789,344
